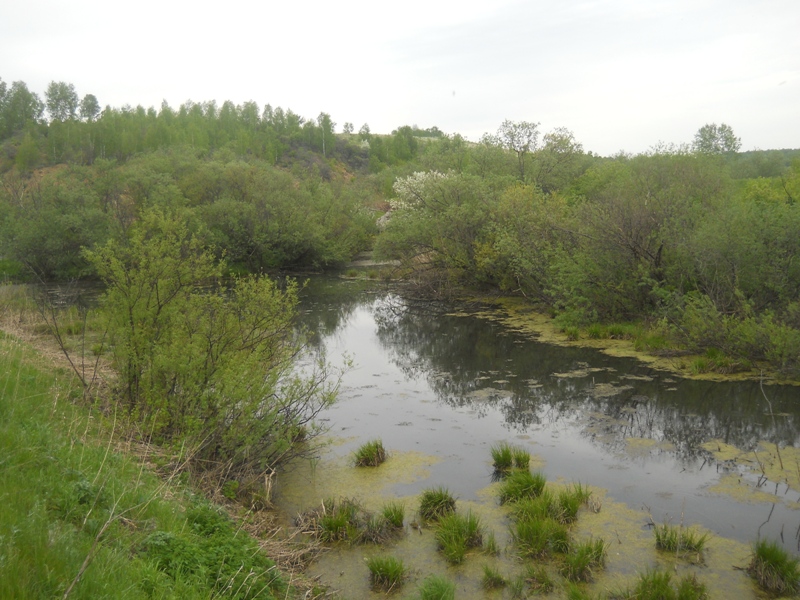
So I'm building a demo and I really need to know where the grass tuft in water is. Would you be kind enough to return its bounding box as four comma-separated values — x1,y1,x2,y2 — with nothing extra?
512,516,569,558
491,442,513,472
417,574,455,600
419,487,456,522
523,565,555,593
616,569,708,600
481,564,507,589
653,523,709,560
498,469,547,504
747,538,800,595
560,538,607,582
483,530,500,555
353,439,387,467
381,501,405,529
366,555,406,591
435,510,484,564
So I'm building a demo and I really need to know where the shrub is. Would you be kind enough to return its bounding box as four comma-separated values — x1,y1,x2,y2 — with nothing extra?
354,439,387,467
419,487,456,521
366,555,406,591
748,538,800,595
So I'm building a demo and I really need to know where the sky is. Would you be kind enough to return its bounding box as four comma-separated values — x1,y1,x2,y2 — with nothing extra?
1,0,798,156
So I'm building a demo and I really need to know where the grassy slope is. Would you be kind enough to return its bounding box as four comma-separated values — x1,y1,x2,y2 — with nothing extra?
0,331,287,599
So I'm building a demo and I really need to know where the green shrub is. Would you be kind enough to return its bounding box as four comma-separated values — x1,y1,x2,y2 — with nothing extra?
366,555,406,591
419,487,456,521
748,538,800,595
354,439,387,467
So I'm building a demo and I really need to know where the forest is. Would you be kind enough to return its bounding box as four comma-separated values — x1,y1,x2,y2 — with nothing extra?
1,76,800,380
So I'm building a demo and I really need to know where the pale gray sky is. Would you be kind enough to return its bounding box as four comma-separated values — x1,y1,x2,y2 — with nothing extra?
1,0,798,155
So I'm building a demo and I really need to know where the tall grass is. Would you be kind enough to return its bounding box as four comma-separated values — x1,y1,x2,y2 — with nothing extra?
366,555,406,591
653,522,709,560
0,332,287,599
419,487,457,521
498,470,547,504
748,538,800,595
435,511,484,564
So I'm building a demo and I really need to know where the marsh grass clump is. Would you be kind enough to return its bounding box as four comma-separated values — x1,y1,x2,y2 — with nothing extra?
512,517,569,558
512,490,555,522
499,470,547,504
317,498,361,542
483,530,500,555
617,569,708,600
481,564,507,589
653,523,709,560
419,487,456,522
366,555,406,591
381,501,405,529
523,565,555,594
435,511,484,564
560,538,607,582
511,446,531,469
353,439,387,467
748,538,800,595
491,442,513,472
417,574,455,600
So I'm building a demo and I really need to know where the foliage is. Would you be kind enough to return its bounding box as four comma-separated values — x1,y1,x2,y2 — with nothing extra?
748,538,800,595
693,122,741,154
353,439,387,467
85,210,339,476
419,487,457,521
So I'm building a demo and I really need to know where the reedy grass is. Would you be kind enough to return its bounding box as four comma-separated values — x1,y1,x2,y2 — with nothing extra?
417,574,455,600
491,442,531,473
498,469,547,504
481,564,507,589
653,523,709,560
366,555,406,591
560,538,607,582
419,486,457,521
435,510,484,564
353,439,387,467
512,516,569,558
616,569,708,600
748,538,800,595
523,565,555,593
483,529,500,555
382,500,405,528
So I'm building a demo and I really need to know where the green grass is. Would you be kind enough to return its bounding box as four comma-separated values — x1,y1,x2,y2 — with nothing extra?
748,538,800,595
353,439,387,466
382,500,405,528
435,511,484,564
483,530,500,555
653,523,709,560
491,442,531,473
417,574,455,600
481,564,507,589
498,469,547,504
523,565,555,593
318,498,361,542
0,332,287,600
560,538,607,582
512,516,569,558
366,555,406,591
419,486,457,521
617,569,708,600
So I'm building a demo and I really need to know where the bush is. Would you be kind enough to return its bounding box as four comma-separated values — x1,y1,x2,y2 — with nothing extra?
85,210,340,477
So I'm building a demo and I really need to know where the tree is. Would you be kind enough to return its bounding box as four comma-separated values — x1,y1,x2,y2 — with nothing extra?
1,81,44,138
358,123,371,140
497,119,540,181
84,210,341,475
343,122,354,135
692,123,741,154
45,81,79,122
79,93,100,122
317,112,335,156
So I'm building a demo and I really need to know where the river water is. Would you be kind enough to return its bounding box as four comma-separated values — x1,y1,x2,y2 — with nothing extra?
275,276,799,597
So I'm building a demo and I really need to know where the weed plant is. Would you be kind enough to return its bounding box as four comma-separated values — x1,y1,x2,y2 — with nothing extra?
481,564,507,589
653,523,709,560
512,516,569,558
366,555,406,591
353,439,387,466
381,501,405,528
748,538,800,595
417,574,455,600
419,487,456,521
498,470,547,504
435,510,484,564
560,538,607,582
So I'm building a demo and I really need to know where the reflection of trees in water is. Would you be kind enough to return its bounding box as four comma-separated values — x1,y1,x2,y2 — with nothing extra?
371,293,800,464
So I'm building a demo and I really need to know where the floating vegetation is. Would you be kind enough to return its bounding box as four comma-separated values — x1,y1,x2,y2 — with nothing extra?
747,538,800,595
434,510,484,564
353,439,387,467
653,522,709,561
419,487,457,522
417,574,455,600
498,469,547,504
366,555,406,591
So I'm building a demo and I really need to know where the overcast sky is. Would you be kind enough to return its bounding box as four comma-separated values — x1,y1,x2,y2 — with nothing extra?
1,0,798,156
